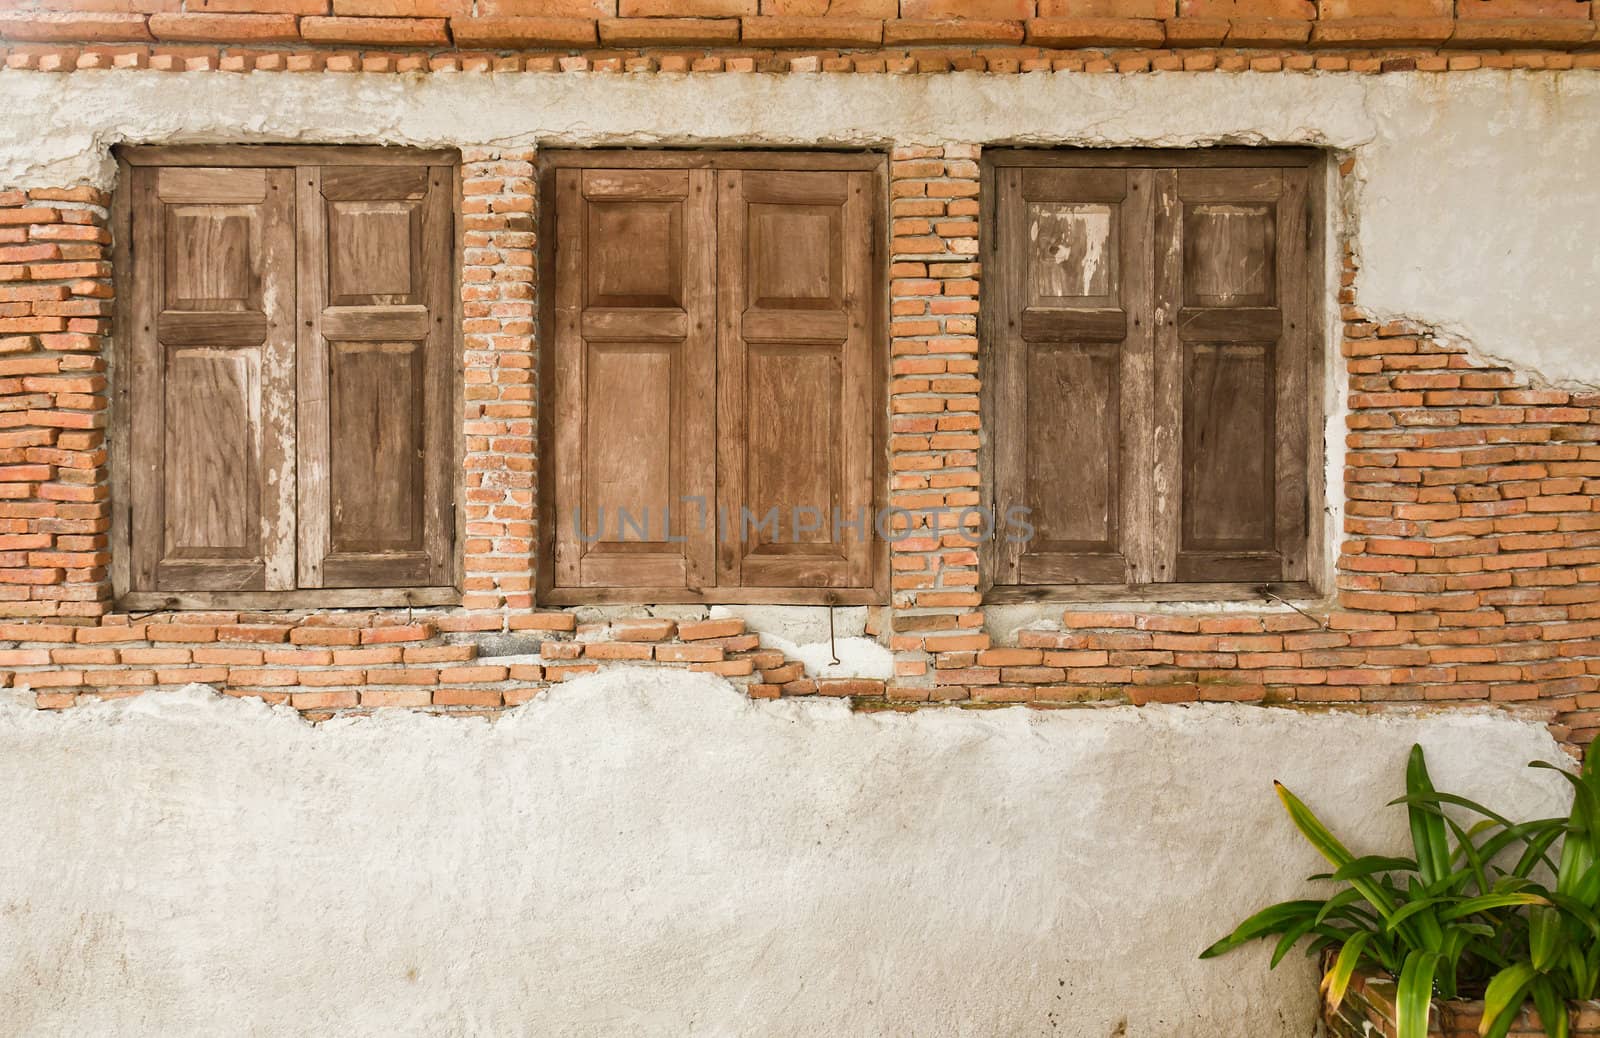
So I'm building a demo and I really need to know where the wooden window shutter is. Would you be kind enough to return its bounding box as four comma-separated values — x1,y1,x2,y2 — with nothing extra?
296,163,455,589
987,151,1318,594
549,167,718,591
715,168,876,590
1158,166,1312,584
128,165,298,592
991,166,1155,586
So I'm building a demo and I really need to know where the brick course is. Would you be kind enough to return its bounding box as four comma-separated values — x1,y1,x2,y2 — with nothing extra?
8,0,1600,69
0,96,1597,746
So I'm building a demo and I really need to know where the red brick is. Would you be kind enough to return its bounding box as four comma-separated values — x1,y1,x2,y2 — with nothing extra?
299,14,450,43
676,618,746,641
598,16,740,42
148,12,300,39
620,0,751,12
740,15,882,43
0,13,154,42
449,15,597,44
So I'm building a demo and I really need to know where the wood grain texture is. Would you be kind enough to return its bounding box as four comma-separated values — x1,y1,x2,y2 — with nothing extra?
717,167,875,591
984,149,1322,598
119,146,458,608
128,163,296,594
300,162,454,589
993,164,1152,587
551,166,717,594
542,151,885,604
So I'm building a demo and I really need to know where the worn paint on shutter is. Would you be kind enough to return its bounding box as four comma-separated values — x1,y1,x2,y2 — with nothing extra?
1164,166,1311,584
297,163,454,589
128,165,297,592
985,150,1318,595
123,147,458,604
991,166,1154,586
550,167,718,592
715,168,876,590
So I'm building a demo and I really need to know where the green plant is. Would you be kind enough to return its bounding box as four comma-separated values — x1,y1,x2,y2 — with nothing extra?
1201,744,1562,1038
1465,748,1600,1038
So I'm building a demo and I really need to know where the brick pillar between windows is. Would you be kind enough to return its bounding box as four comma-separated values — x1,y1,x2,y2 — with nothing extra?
0,188,112,618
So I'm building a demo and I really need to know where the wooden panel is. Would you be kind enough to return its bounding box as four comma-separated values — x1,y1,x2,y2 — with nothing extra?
1027,201,1116,306
162,349,257,563
717,168,875,590
299,162,454,588
551,166,716,592
328,341,425,555
128,165,296,593
320,305,429,341
1026,342,1120,552
156,167,266,204
1181,342,1275,552
987,150,1319,596
993,164,1153,586
327,200,419,305
1172,166,1304,584
165,204,253,311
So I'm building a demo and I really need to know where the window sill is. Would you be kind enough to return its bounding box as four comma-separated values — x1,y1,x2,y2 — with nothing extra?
116,587,461,612
541,587,885,607
983,581,1320,607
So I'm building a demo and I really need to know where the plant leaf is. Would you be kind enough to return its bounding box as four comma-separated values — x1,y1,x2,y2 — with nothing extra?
1531,976,1570,1038
1198,900,1324,959
1479,963,1536,1038
1438,893,1551,921
1408,745,1453,887
1324,932,1372,1015
1396,949,1440,1038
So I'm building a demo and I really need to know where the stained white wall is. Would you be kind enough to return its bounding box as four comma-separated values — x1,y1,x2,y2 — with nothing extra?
0,676,1573,1036
0,67,1596,1035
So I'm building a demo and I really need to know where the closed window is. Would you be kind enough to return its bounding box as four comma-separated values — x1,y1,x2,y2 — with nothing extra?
541,151,884,605
116,146,458,608
983,150,1324,600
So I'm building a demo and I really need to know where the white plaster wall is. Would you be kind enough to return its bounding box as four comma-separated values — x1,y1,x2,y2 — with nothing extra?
1,69,1598,382
0,673,1573,1036
0,67,1595,1033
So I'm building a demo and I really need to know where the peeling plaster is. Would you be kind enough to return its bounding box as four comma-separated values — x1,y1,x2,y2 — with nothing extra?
0,673,1575,1035
1,69,1598,381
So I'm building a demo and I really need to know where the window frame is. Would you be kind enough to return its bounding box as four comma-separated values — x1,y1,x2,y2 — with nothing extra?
978,147,1329,605
534,148,890,607
110,144,465,612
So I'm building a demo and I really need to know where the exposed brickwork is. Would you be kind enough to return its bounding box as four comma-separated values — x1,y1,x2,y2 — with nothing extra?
3,611,887,719
0,189,112,620
883,144,985,697
6,0,1600,63
0,125,1597,744
7,40,1600,74
459,148,539,616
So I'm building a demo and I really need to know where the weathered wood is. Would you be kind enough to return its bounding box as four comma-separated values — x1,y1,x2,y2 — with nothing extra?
128,163,296,594
716,167,875,591
550,165,717,594
301,162,454,589
119,587,460,611
121,144,458,167
993,162,1151,586
985,149,1322,596
543,151,884,603
119,146,457,609
540,150,882,173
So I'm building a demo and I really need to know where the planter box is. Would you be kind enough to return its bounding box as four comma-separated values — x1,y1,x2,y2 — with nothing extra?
1327,968,1600,1037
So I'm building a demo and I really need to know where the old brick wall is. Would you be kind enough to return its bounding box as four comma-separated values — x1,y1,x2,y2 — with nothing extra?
1,36,1598,744
5,0,1600,73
